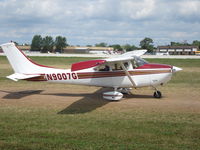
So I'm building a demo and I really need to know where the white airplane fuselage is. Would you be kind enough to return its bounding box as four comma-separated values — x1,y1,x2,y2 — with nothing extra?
26,65,172,88
1,42,181,100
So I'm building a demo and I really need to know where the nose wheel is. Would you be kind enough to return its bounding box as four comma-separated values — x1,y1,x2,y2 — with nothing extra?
153,90,162,98
152,86,162,98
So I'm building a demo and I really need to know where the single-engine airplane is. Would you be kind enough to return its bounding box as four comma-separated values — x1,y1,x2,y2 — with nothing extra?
1,42,182,100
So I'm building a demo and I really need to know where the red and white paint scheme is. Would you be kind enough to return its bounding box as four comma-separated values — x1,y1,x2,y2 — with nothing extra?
0,42,182,100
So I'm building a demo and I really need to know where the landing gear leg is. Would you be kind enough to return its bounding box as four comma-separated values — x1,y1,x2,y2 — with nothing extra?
117,88,132,94
152,87,162,98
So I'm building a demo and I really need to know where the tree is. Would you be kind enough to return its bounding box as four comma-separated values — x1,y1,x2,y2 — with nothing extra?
86,45,92,47
170,41,190,46
122,44,138,51
140,37,154,53
31,35,43,51
192,40,200,49
95,42,108,47
41,36,54,53
122,44,132,51
55,36,67,53
12,41,19,46
131,45,138,50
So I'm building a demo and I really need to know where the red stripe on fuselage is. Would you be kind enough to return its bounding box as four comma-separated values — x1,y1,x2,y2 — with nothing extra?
71,60,106,71
24,69,171,81
77,69,171,79
136,63,172,69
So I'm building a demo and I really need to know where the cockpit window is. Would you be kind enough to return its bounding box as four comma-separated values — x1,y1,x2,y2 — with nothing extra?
97,63,123,71
131,56,148,68
98,65,110,71
96,57,148,71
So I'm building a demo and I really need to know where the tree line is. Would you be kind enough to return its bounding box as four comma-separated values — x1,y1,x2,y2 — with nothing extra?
94,37,155,53
30,35,200,53
94,38,200,53
31,35,68,53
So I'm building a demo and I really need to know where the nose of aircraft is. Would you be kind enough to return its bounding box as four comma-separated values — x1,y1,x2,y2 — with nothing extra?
172,66,182,73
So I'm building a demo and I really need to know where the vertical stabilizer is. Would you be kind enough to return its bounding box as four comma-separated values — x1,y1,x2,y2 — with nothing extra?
0,42,48,74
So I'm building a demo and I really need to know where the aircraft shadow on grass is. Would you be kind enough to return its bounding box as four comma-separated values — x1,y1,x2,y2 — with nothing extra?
0,88,153,114
0,88,111,114
0,90,44,99
43,88,153,114
52,88,111,115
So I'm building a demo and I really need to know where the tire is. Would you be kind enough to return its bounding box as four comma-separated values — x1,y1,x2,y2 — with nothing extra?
154,91,162,98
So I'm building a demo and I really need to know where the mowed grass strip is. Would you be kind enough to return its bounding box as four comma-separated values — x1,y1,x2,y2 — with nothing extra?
0,108,199,150
0,56,200,149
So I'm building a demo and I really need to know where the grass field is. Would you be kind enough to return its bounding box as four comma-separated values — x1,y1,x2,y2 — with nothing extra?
0,56,200,150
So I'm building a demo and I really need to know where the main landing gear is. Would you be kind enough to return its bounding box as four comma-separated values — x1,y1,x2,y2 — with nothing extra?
117,88,132,95
103,87,162,101
103,88,132,101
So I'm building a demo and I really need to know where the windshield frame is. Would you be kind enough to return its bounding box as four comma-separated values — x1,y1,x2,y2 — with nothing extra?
132,56,148,68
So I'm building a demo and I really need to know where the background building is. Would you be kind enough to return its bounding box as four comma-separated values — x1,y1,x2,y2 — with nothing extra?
157,46,198,55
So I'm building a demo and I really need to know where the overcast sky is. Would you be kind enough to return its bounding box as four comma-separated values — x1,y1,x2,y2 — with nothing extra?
0,0,200,46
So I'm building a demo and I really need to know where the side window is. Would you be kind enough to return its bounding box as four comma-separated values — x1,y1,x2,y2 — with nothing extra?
123,62,129,69
112,63,122,71
96,61,133,71
98,65,110,71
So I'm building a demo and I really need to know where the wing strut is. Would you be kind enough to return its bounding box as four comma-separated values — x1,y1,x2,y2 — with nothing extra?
120,62,137,87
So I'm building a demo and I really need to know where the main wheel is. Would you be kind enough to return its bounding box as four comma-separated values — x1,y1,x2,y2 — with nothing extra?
153,91,162,98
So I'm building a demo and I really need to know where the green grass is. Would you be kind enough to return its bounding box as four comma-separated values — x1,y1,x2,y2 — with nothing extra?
146,58,200,67
0,56,200,149
0,108,199,150
30,56,99,67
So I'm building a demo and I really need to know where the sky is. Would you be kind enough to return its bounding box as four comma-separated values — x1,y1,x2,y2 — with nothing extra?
0,0,200,46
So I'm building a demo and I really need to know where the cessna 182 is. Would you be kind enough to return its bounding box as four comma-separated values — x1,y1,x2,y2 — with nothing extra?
1,42,182,100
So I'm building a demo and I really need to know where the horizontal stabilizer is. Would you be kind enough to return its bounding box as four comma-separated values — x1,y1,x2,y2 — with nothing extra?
7,73,41,81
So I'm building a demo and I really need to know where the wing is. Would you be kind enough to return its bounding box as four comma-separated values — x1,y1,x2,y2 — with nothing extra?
103,49,147,63
121,50,147,57
104,50,147,62
71,50,146,72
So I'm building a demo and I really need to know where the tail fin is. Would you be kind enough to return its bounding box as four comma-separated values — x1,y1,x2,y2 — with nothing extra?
1,42,51,74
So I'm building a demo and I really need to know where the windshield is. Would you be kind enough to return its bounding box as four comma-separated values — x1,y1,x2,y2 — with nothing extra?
131,56,148,68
